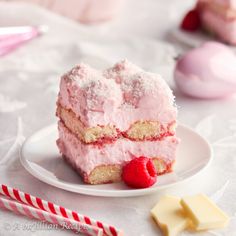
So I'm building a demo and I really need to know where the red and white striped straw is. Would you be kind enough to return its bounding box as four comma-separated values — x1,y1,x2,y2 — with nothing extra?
0,195,102,236
0,184,123,236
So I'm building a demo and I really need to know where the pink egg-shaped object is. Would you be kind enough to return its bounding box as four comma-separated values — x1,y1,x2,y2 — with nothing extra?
174,42,236,99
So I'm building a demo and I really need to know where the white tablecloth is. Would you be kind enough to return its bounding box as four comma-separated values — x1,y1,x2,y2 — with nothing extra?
0,1,236,235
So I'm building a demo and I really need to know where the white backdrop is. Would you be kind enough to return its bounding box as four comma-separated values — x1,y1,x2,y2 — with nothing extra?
0,1,236,235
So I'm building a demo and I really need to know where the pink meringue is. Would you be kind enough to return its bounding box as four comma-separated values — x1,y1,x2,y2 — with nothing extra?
174,42,236,99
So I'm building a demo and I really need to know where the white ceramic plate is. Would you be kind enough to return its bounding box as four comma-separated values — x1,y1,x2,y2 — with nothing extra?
172,28,236,50
20,124,212,197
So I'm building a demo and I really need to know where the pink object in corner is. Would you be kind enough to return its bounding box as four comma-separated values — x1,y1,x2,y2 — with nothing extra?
174,41,236,99
12,0,124,23
0,26,46,56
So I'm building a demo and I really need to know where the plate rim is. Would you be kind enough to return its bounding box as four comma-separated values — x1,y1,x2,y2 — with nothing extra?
171,27,236,50
20,124,213,197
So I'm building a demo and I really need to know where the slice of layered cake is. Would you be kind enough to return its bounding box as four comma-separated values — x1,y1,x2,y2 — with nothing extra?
56,60,179,185
197,0,236,44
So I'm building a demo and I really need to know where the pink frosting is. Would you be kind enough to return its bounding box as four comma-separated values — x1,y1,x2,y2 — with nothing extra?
57,122,179,174
174,42,236,98
200,7,236,44
58,60,177,130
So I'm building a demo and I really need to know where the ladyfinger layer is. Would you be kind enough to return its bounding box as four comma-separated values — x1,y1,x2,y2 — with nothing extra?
57,104,176,144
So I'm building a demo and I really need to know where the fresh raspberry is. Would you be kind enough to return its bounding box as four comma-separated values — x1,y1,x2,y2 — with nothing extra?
181,9,201,31
122,156,157,188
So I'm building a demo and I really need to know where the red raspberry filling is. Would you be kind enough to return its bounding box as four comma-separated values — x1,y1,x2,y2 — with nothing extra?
122,156,157,188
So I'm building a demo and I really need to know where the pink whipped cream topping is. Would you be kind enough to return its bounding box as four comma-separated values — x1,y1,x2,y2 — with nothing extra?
57,122,179,174
174,42,236,98
58,60,177,130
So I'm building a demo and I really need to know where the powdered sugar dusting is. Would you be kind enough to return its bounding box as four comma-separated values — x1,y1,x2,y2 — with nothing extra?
104,59,142,84
62,63,122,112
84,78,122,112
121,71,175,107
63,60,175,108
63,63,99,84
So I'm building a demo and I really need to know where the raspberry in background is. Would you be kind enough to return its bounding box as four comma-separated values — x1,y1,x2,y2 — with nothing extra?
181,9,201,31
122,156,157,188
